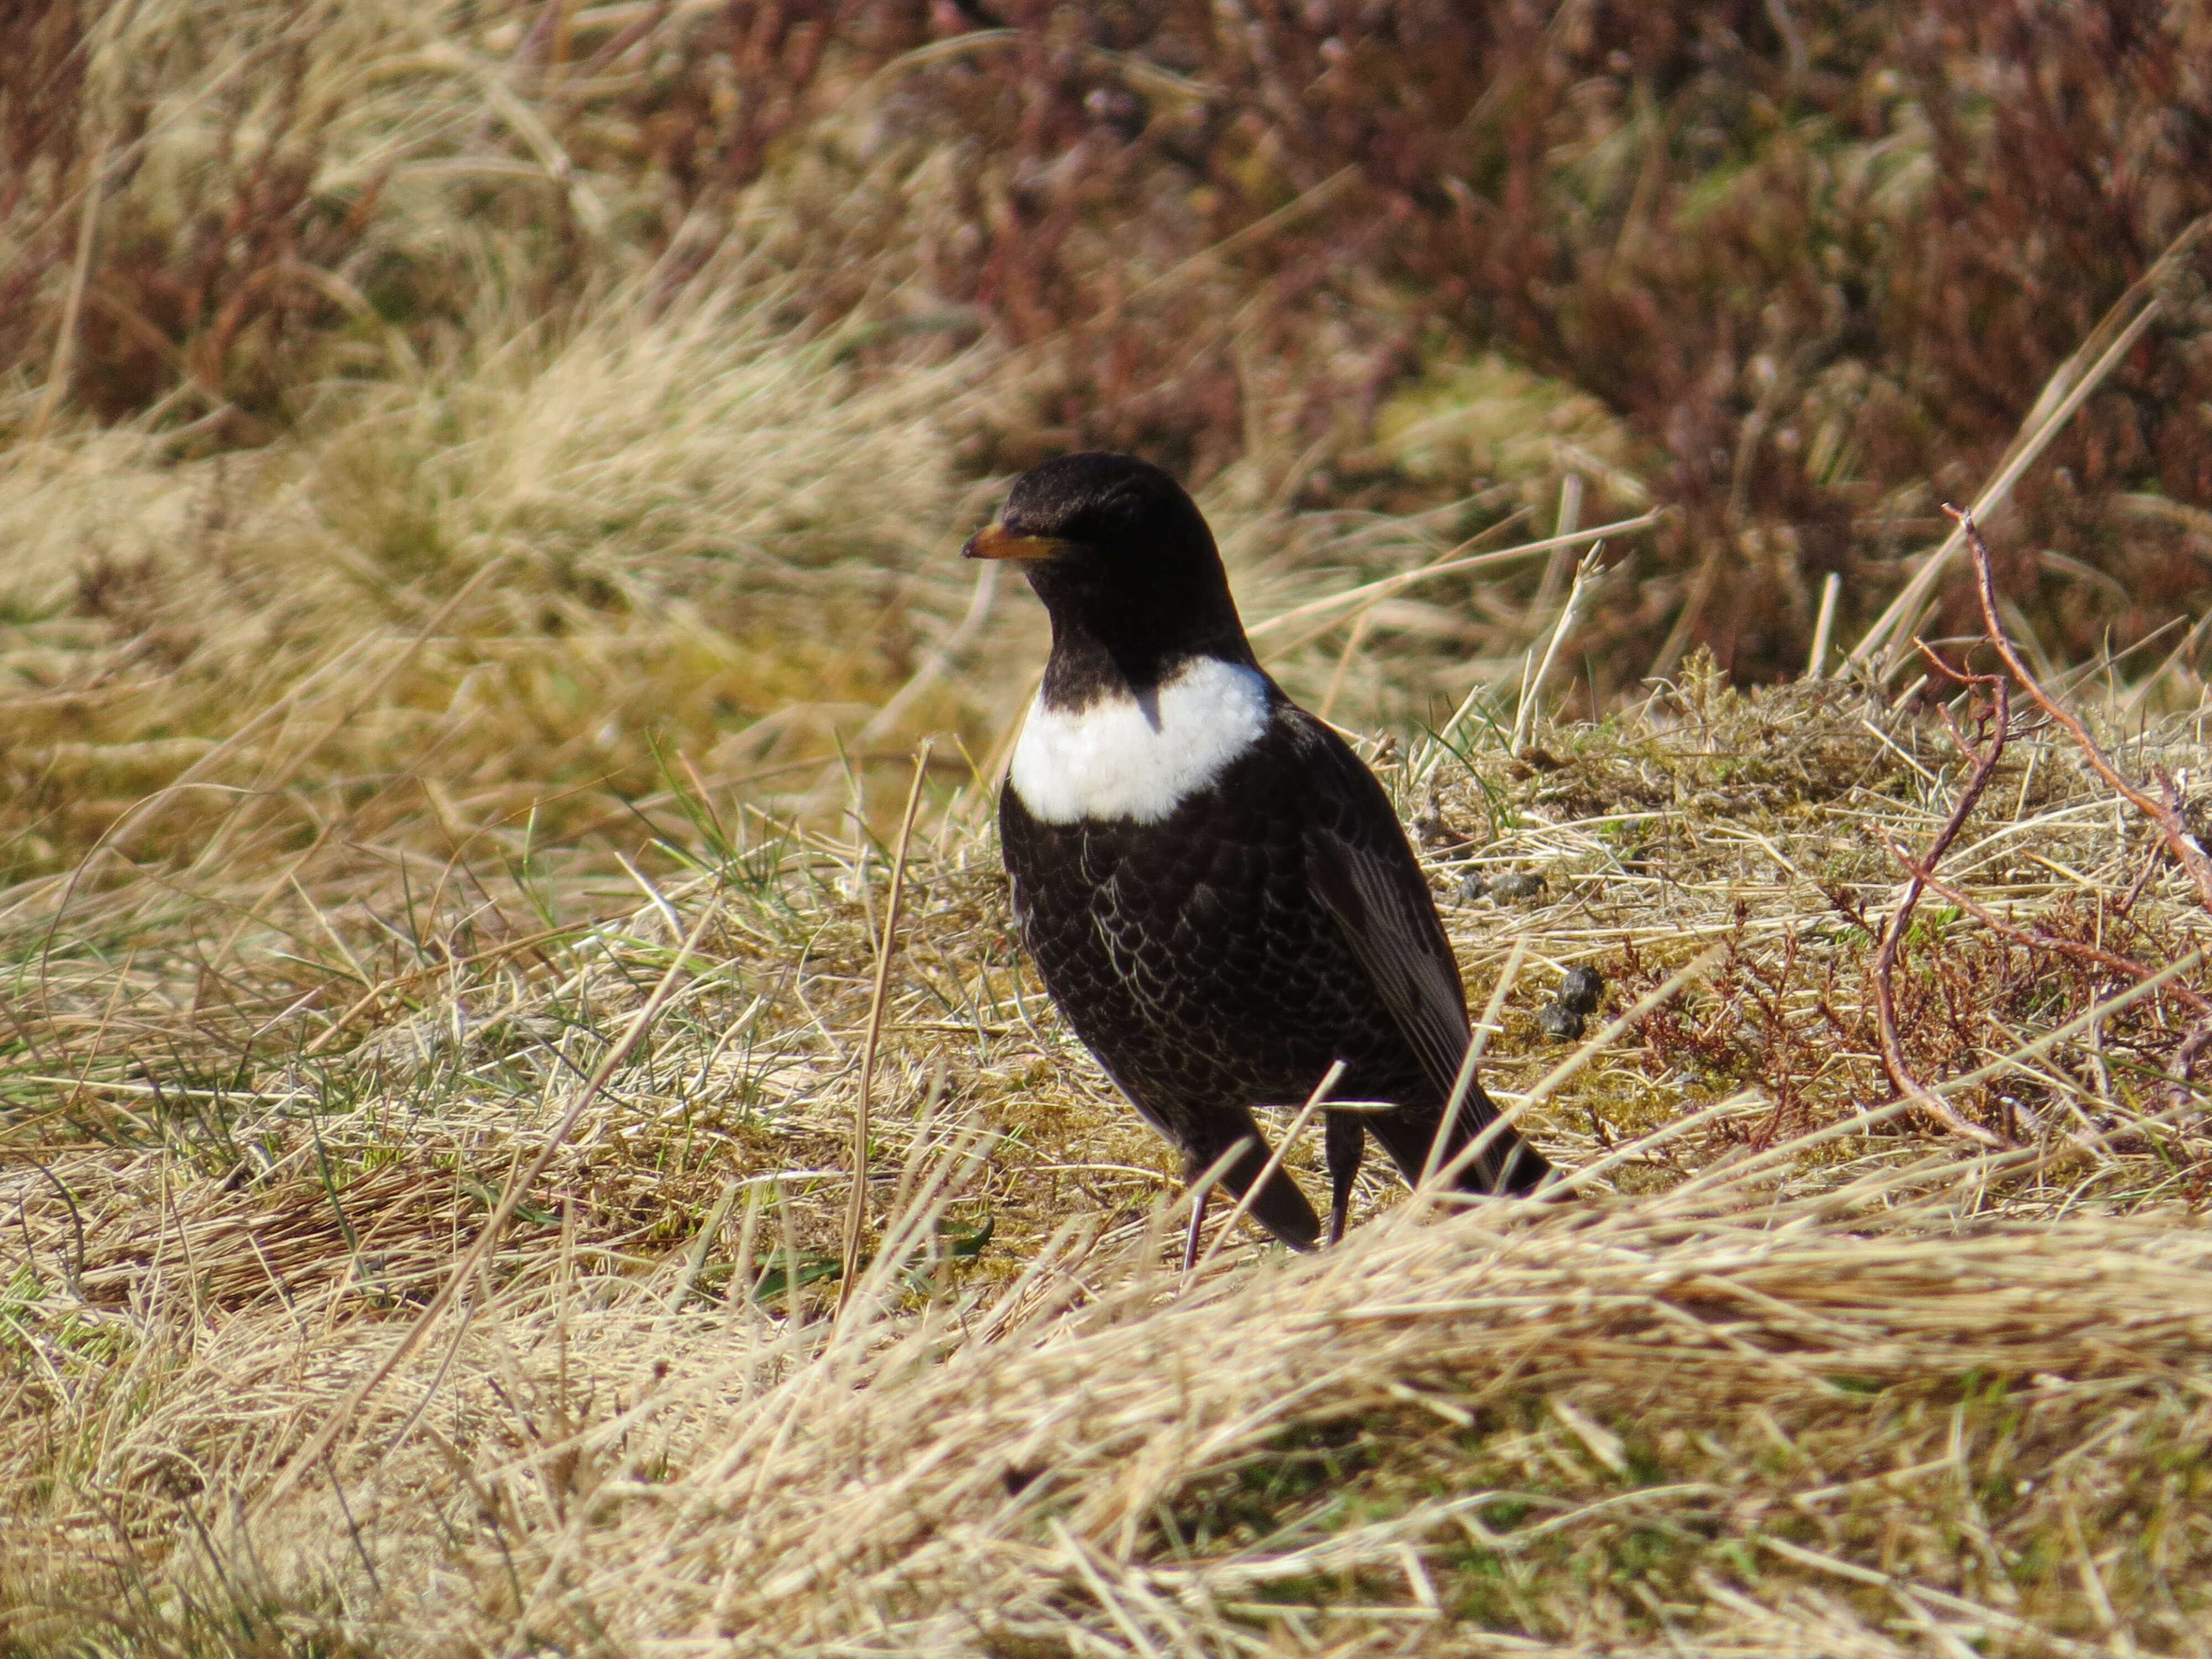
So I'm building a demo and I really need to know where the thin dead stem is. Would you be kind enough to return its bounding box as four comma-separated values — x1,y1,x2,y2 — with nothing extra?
1954,502,2212,915
841,739,934,1302
1918,870,2209,1014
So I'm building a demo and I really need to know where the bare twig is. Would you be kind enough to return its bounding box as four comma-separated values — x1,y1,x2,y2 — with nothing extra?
1952,503,2212,915
1869,650,2012,1148
1916,871,2209,1015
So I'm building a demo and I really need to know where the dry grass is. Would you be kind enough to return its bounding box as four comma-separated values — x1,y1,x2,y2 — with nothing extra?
0,267,999,877
15,0,2212,687
12,3,2212,1652
8,630,2212,1653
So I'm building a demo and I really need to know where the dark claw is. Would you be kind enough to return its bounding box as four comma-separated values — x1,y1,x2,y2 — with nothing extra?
1324,1113,1364,1245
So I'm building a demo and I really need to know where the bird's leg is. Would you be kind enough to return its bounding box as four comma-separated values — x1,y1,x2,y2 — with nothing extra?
1181,1183,1208,1274
1324,1113,1364,1245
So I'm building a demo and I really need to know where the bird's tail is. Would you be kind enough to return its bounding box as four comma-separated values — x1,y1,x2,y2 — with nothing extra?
1366,1081,1551,1197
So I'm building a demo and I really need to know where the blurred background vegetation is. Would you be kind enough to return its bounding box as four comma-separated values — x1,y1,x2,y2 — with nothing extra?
6,0,2212,886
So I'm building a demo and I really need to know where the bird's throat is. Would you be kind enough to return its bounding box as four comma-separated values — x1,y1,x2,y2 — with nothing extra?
1011,654,1272,825
1037,607,1254,714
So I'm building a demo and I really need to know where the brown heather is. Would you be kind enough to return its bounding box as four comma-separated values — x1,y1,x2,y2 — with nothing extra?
8,3,2212,1654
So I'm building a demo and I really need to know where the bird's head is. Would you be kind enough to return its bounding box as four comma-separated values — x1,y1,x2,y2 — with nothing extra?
963,453,1248,670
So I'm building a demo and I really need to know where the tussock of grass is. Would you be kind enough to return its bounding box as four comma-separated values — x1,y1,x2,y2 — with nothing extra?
4,251,1650,896
8,639,2212,1652
25,1175,2212,1654
1,275,1000,885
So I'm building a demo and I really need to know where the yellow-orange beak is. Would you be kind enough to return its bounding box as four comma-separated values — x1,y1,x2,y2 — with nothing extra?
962,523,1073,561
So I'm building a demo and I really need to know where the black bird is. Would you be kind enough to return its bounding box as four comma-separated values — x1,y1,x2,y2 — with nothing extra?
967,453,1551,1264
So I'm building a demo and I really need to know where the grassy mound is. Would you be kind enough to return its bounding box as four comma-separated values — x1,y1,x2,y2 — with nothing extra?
8,642,2212,1652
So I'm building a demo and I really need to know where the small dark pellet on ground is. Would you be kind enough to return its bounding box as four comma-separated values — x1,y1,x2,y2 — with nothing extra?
1537,1001,1585,1041
1486,871,1547,902
1557,965,1604,1014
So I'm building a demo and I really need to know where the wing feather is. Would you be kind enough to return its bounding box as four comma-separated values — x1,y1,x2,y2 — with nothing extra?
1291,709,1552,1193
1290,712,1473,1099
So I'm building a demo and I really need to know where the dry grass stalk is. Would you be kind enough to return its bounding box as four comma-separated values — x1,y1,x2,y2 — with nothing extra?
1510,550,1601,758
1806,571,1841,681
841,740,934,1302
1847,213,2212,680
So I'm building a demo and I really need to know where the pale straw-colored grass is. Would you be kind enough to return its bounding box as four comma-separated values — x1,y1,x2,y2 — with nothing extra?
8,652,2212,1653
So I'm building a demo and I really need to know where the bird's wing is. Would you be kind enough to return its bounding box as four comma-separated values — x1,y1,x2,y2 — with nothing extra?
1289,710,1472,1098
